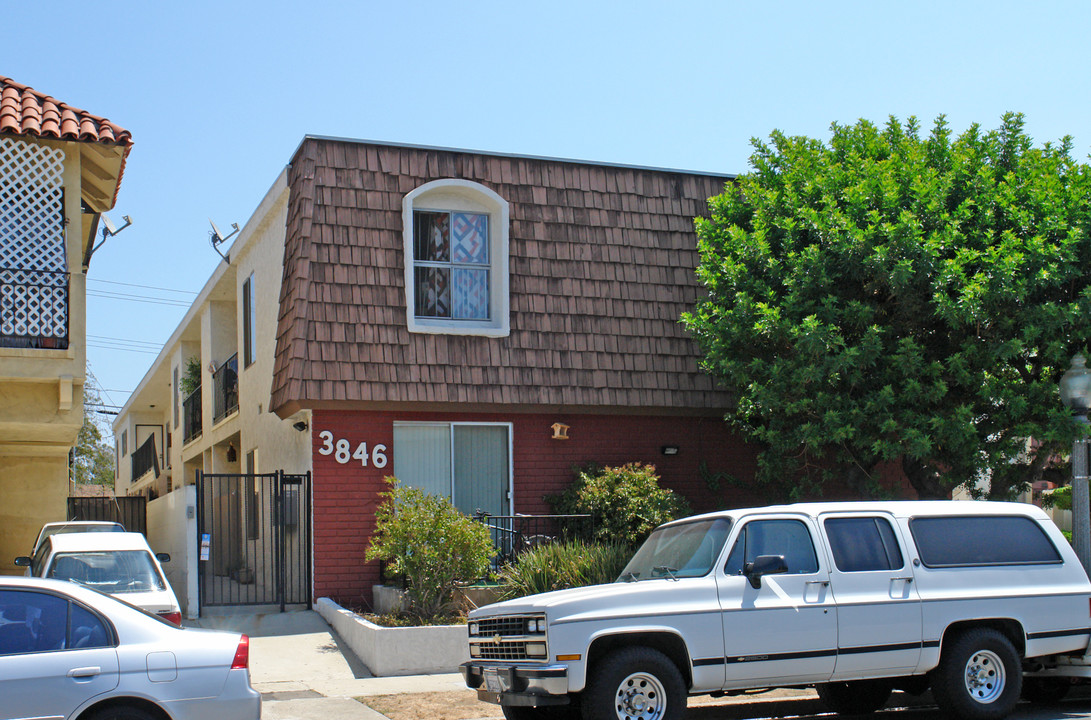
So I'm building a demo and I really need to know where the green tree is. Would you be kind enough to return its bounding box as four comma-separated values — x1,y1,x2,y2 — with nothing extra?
683,114,1091,500
365,478,494,619
72,383,115,489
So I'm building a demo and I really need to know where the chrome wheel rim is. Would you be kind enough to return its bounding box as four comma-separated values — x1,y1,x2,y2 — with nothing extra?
614,671,666,720
964,649,1005,704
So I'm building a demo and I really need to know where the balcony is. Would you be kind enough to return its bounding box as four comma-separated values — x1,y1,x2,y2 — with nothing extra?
0,267,69,349
183,385,202,444
131,434,160,481
212,353,239,424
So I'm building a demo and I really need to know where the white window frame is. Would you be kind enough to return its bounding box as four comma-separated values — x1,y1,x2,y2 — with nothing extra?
392,421,514,508
402,179,510,337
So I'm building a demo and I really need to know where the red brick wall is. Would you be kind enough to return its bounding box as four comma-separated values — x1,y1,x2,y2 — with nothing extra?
310,409,913,606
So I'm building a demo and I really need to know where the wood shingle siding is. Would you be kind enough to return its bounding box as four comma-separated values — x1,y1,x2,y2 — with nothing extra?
271,138,733,416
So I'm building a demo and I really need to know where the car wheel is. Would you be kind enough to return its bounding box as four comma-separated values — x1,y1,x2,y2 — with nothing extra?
816,679,893,715
930,628,1021,720
501,699,580,720
582,647,685,720
1021,676,1071,704
86,706,159,720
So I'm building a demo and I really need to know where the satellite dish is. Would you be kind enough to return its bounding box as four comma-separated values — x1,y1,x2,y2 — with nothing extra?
208,218,240,264
102,214,119,236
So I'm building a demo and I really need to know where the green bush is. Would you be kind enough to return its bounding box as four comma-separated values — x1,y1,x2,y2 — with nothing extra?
1041,485,1072,511
548,463,690,546
498,540,632,600
365,477,494,619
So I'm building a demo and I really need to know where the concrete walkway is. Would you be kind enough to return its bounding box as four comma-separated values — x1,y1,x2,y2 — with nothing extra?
188,610,466,720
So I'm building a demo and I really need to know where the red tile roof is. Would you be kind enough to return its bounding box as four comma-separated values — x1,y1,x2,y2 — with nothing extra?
0,75,132,147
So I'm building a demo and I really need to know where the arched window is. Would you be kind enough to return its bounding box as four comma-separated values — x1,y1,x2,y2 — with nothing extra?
402,179,509,337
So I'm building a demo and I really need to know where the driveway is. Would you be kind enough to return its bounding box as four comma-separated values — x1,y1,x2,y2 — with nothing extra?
188,612,1091,720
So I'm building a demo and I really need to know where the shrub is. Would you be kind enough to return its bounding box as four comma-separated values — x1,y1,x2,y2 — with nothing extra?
365,477,494,619
498,540,631,600
548,463,690,546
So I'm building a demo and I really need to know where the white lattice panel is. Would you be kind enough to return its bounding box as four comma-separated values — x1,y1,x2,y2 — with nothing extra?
0,137,68,342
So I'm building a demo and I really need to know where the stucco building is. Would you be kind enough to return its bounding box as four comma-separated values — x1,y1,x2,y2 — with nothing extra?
117,136,786,608
0,75,132,572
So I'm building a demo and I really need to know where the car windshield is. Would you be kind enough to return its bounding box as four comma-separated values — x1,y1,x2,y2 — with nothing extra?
48,551,167,593
618,518,732,582
35,524,124,551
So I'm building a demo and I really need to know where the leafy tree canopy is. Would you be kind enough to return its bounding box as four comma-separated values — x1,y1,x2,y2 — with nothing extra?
683,113,1091,500
73,382,115,489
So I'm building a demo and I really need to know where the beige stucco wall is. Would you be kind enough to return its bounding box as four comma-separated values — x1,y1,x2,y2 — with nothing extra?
0,136,92,574
232,174,311,475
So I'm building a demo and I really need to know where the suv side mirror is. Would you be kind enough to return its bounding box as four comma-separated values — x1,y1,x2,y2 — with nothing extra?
13,556,31,567
743,554,788,589
156,553,171,563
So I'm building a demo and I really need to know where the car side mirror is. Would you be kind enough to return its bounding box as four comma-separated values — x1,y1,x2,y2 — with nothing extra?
743,554,788,589
13,556,31,567
156,553,171,563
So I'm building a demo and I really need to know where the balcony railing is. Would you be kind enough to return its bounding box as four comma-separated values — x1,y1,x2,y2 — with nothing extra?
131,434,160,481
472,512,594,566
212,353,239,424
0,267,69,349
183,385,202,444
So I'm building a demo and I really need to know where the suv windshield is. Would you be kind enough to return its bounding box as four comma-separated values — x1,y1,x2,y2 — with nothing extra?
618,518,732,582
48,551,167,593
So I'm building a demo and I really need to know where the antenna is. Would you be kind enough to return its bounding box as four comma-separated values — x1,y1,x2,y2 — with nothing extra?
209,218,240,264
85,213,133,267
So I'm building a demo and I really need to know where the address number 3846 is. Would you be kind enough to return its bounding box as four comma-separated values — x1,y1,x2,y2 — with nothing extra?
317,430,388,468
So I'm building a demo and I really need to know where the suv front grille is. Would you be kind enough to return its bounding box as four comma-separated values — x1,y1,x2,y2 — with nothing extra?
470,613,547,662
476,641,530,661
476,616,530,637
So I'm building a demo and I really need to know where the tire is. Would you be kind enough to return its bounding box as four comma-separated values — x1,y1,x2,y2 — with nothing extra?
582,647,686,720
930,628,1021,720
502,700,581,720
816,679,893,715
86,706,158,720
1021,676,1071,704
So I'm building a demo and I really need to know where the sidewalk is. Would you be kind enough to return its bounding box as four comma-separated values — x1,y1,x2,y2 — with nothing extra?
188,610,470,720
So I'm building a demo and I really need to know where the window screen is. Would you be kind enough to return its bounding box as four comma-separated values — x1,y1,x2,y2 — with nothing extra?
910,515,1062,567
825,516,904,572
725,519,819,575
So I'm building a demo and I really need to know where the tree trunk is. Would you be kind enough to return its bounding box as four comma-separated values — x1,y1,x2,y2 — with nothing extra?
902,457,949,499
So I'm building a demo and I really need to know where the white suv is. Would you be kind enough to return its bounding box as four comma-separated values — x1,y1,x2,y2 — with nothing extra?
461,500,1091,720
16,532,182,625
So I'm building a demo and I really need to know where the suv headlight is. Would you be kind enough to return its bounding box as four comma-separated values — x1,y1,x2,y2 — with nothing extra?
468,622,479,636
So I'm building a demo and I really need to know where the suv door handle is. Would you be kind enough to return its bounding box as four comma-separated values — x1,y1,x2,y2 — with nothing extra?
805,580,830,586
891,576,914,583
67,666,101,678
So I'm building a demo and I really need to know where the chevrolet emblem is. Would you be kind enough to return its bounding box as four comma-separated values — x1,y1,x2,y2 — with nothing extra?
494,635,503,644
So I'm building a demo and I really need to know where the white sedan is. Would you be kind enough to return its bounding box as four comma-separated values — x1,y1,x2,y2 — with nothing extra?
0,576,260,720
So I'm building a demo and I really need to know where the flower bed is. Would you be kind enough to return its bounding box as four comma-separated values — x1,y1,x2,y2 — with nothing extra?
316,597,468,676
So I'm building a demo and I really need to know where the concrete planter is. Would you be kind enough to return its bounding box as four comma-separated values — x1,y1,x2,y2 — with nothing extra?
316,597,468,676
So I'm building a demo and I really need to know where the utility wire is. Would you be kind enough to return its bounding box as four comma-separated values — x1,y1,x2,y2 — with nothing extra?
88,278,198,296
87,289,192,307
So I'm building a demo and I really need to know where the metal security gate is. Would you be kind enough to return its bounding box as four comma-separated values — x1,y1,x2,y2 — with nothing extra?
196,470,311,612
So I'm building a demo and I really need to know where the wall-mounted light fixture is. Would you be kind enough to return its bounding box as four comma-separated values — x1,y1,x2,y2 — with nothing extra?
293,421,308,432
551,423,570,440
226,443,238,463
660,445,680,456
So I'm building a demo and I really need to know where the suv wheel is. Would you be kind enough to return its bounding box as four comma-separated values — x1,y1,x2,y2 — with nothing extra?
582,647,685,720
816,679,893,715
1021,676,1071,704
931,628,1021,720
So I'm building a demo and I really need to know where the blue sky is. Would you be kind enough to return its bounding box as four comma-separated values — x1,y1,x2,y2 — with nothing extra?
4,1,1091,434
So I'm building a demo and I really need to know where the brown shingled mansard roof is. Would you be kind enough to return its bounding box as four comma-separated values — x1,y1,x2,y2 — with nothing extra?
271,138,735,417
0,75,132,209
